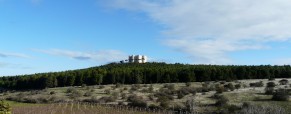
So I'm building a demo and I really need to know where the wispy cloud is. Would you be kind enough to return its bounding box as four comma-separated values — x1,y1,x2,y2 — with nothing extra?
0,52,31,58
33,49,127,63
105,0,291,64
0,62,9,68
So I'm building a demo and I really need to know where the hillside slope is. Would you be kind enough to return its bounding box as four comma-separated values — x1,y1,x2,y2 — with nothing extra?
0,62,291,90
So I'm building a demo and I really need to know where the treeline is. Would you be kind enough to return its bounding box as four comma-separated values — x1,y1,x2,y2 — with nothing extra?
0,63,291,90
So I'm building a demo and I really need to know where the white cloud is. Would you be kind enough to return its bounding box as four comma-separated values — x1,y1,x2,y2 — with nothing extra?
106,0,291,64
0,52,31,58
34,49,127,63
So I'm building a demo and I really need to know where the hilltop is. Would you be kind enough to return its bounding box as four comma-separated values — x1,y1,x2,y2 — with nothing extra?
0,62,291,90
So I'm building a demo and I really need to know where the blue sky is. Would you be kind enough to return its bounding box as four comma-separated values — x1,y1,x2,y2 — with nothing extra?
1,0,291,76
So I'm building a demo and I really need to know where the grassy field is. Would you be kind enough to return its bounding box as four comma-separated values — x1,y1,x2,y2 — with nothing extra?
0,78,290,114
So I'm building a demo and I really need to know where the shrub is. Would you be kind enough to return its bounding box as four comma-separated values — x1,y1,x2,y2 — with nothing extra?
84,91,92,97
98,96,115,103
49,91,56,95
185,82,192,87
111,92,119,100
267,82,276,87
66,87,76,93
104,89,111,94
160,101,170,109
215,85,225,94
215,95,229,106
148,85,154,93
121,93,127,99
163,84,175,90
272,89,289,101
83,96,99,103
69,90,82,99
177,92,185,99
127,95,147,107
185,99,197,113
0,100,11,114
115,83,122,88
225,83,235,91
177,87,196,97
249,81,264,87
98,85,105,89
235,84,241,90
155,92,174,101
279,79,289,85
265,87,274,95
131,84,141,90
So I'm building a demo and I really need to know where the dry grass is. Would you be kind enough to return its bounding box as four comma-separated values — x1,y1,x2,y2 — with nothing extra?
1,78,290,113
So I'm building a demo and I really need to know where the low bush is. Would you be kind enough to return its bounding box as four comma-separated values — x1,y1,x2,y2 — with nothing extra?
163,84,175,90
272,89,289,101
235,84,241,90
265,87,274,95
225,83,235,91
185,82,191,87
127,95,147,107
98,96,115,103
267,82,276,87
69,90,82,99
83,91,92,97
0,100,11,114
279,79,289,85
215,95,229,106
215,85,225,94
249,81,264,87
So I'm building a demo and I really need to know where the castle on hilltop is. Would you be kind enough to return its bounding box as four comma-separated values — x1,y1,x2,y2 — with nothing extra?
120,55,148,63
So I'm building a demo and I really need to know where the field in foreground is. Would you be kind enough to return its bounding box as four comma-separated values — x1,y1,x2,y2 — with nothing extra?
1,78,290,114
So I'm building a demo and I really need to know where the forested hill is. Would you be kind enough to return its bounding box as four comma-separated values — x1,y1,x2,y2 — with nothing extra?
1,62,291,90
